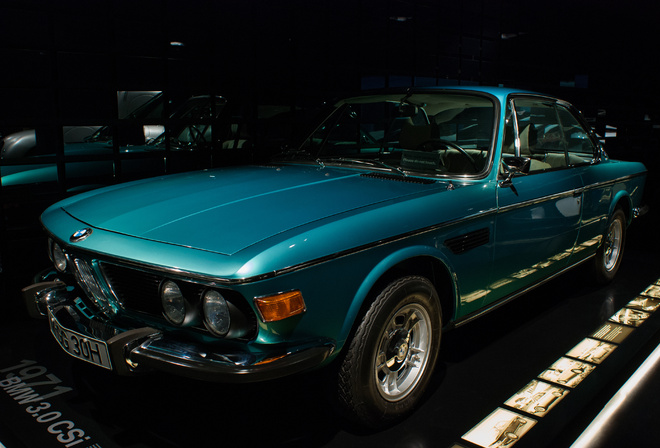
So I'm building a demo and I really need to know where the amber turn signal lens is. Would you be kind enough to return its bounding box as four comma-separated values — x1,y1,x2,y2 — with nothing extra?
254,290,306,323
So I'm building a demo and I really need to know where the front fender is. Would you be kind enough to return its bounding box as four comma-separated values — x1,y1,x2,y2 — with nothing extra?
337,244,455,347
607,164,646,225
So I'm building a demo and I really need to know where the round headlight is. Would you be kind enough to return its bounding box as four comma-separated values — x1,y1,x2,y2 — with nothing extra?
203,290,230,336
52,242,67,273
161,280,186,325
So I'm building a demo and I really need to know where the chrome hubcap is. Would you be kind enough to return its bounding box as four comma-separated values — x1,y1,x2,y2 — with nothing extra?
604,219,622,271
374,302,431,402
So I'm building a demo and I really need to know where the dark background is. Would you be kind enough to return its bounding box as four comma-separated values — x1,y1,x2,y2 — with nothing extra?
1,3,660,447
1,0,659,306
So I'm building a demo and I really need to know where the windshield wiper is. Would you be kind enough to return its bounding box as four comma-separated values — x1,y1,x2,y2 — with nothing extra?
319,157,407,177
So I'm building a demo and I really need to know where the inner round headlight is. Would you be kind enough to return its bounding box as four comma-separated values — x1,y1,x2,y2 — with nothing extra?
52,242,67,273
161,280,186,325
203,290,230,336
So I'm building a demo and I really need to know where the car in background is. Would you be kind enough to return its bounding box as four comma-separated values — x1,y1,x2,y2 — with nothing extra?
0,91,161,159
0,94,236,192
23,86,647,427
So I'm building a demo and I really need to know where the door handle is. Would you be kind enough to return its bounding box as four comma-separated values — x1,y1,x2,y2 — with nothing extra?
573,188,584,197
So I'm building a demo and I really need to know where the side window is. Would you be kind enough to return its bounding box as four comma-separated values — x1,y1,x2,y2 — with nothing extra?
511,98,567,173
556,105,597,165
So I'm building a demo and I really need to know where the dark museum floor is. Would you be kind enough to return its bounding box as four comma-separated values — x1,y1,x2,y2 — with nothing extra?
1,211,659,448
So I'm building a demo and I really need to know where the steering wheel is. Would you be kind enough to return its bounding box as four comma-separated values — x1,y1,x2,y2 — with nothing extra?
417,139,479,172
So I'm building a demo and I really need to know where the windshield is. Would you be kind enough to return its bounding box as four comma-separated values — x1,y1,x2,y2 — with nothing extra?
293,91,496,177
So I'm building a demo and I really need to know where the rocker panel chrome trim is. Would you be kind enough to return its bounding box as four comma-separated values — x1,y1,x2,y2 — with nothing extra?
450,254,595,329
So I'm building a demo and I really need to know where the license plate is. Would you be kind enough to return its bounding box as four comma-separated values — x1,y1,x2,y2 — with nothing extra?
48,310,113,370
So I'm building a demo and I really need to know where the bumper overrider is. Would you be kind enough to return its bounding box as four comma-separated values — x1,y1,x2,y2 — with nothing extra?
22,281,335,382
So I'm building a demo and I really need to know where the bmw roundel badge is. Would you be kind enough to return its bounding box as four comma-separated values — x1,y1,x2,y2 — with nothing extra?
70,228,93,243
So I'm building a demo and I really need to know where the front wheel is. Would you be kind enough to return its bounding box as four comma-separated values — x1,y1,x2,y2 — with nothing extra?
336,276,442,427
593,208,627,284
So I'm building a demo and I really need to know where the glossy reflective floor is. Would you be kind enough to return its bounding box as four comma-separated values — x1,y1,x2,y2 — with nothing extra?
1,214,659,448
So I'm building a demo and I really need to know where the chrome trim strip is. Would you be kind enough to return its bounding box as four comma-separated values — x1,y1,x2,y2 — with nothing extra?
47,171,644,287
497,171,646,215
48,205,499,286
450,254,594,329
498,190,576,214
582,171,647,191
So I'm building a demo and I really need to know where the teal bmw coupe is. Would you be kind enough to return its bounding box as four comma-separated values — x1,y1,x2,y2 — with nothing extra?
24,86,647,427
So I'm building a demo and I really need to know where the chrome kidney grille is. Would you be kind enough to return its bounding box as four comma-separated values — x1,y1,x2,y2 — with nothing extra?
71,257,117,316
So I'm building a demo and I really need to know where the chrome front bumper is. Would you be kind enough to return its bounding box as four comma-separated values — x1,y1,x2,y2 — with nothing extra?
22,281,335,382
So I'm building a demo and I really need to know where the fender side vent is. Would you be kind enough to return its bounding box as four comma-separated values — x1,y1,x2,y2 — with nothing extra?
445,228,490,254
361,172,436,184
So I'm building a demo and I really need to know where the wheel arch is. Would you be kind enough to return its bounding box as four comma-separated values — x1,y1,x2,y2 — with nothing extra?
337,247,457,350
610,190,633,225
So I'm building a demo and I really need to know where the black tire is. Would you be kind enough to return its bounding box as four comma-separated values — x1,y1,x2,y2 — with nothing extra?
593,208,626,284
336,276,442,428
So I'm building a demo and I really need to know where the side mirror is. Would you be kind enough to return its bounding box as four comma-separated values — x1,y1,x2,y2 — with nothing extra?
500,156,531,187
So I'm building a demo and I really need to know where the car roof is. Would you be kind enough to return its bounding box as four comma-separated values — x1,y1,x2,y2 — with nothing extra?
415,85,541,101
354,85,547,105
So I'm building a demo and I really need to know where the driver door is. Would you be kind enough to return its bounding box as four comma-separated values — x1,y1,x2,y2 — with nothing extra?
491,97,583,301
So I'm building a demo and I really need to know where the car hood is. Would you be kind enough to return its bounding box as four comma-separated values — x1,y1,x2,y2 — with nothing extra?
61,164,441,255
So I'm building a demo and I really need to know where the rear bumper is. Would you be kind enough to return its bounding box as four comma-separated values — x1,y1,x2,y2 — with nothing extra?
22,281,335,382
633,205,649,219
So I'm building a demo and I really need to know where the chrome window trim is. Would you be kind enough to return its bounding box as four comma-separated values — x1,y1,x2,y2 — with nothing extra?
510,97,522,157
296,89,502,181
506,94,606,166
